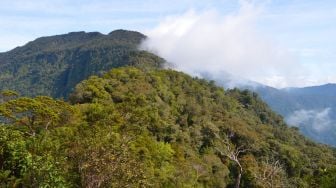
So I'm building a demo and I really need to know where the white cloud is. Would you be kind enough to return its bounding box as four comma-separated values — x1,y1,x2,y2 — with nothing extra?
141,2,306,88
287,108,332,132
140,1,336,88
1,0,336,87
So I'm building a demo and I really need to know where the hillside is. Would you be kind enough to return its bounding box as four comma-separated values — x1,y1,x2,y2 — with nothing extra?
2,29,334,147
255,84,336,117
286,84,336,96
1,67,336,187
0,30,164,98
212,73,336,146
252,84,336,146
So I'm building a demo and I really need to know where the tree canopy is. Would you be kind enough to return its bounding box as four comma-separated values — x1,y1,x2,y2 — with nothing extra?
1,67,336,187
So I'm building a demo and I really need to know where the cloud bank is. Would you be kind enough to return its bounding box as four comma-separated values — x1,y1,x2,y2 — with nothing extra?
287,108,333,132
141,2,307,88
286,107,336,145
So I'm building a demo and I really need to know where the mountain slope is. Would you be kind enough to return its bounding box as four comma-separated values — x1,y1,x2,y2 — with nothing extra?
252,84,336,146
4,67,336,187
211,73,336,146
256,84,336,116
0,30,164,98
286,84,336,96
1,30,335,148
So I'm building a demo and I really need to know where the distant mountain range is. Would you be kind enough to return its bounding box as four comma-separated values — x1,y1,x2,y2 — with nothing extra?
212,74,336,146
255,84,336,146
0,30,335,147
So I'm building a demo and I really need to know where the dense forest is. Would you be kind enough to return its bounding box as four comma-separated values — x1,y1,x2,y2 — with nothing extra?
0,29,336,187
1,67,336,187
0,30,164,98
1,28,335,148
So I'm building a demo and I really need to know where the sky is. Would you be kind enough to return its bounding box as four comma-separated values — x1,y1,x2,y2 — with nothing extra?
0,0,335,88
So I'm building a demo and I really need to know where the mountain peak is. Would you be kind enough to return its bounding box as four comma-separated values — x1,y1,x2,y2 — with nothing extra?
0,29,162,98
108,29,146,39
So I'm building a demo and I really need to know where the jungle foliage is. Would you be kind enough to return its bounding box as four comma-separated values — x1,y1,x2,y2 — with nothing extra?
1,67,336,187
0,30,164,98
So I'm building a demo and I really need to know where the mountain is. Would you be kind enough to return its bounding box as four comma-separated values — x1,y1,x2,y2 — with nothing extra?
0,30,164,98
1,29,335,147
1,67,336,187
285,84,336,96
195,70,336,149
251,84,336,146
256,84,336,116
1,30,336,187
207,71,336,146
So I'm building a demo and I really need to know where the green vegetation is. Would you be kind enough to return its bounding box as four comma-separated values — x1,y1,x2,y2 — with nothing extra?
1,67,336,187
0,30,164,98
1,28,336,148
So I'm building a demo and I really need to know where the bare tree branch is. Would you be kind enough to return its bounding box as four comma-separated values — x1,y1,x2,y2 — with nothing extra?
214,132,248,188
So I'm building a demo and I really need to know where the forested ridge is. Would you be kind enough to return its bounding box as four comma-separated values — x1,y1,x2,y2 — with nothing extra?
1,67,336,187
0,29,164,98
0,29,336,187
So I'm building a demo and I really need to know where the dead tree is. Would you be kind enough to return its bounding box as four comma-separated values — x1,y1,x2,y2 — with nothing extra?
215,133,248,188
254,159,287,188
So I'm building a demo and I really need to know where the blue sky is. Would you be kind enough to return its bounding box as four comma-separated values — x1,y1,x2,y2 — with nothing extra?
0,0,335,87
0,0,236,47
